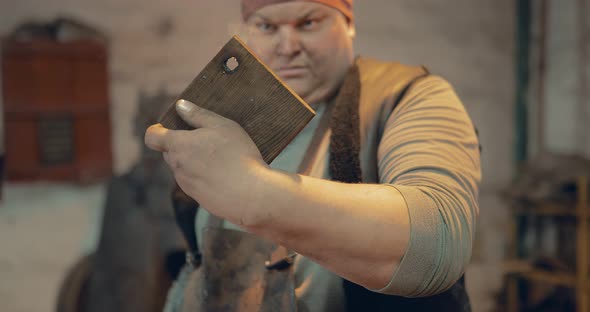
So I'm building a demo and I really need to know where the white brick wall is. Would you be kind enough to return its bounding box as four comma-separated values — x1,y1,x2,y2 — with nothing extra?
0,0,245,173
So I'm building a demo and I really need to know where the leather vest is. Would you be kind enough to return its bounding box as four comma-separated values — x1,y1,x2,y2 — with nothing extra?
334,59,471,312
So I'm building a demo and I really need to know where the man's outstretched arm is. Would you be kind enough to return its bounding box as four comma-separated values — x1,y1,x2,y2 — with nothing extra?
145,75,480,296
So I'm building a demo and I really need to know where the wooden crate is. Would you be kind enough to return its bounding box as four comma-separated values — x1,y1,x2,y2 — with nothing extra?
1,39,112,182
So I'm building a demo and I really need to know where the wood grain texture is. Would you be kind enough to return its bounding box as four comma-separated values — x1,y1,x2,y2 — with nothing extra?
158,36,315,164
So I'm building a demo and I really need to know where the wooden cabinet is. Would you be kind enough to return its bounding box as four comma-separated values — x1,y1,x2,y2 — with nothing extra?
1,39,112,182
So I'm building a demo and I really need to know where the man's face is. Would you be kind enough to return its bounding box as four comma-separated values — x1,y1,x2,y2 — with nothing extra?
244,2,355,106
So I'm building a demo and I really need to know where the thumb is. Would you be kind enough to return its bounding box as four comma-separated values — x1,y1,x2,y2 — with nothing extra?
176,99,229,128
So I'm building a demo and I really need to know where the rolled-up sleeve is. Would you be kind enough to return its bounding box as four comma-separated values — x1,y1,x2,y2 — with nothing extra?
372,75,481,297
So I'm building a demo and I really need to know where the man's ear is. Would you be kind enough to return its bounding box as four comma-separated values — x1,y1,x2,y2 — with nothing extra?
347,21,356,39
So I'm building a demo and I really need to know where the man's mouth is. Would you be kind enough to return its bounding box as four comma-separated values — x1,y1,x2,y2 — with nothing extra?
276,66,308,78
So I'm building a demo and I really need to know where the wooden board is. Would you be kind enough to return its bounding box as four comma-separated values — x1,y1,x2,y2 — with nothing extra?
158,36,315,164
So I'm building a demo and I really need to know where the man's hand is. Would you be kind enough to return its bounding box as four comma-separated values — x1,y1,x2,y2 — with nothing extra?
144,99,268,224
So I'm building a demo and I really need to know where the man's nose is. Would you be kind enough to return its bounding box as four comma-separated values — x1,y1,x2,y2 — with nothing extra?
276,27,302,57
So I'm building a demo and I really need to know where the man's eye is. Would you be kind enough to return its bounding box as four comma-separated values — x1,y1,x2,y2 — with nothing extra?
257,23,276,32
300,19,318,30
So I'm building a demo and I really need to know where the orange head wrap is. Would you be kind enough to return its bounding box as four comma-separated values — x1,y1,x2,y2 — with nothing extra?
241,0,353,22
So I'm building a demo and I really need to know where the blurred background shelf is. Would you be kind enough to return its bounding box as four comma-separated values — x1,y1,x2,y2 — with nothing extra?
505,176,589,312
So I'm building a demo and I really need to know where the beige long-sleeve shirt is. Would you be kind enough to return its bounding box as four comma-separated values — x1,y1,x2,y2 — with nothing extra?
197,72,481,311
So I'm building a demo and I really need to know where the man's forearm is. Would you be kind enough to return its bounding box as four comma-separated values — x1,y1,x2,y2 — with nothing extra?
238,166,411,290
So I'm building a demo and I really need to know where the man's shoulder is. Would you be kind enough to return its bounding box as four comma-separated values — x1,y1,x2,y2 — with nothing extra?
356,56,428,86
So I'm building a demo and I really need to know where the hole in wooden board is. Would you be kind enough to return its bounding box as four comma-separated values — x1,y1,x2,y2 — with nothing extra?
224,57,239,73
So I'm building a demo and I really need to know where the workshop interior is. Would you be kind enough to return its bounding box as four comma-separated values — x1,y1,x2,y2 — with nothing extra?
0,0,589,311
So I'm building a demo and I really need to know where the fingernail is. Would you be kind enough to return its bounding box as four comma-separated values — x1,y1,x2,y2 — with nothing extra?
176,99,193,114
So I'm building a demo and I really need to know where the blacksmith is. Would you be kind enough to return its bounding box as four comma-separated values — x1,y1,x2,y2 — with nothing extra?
145,0,481,311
